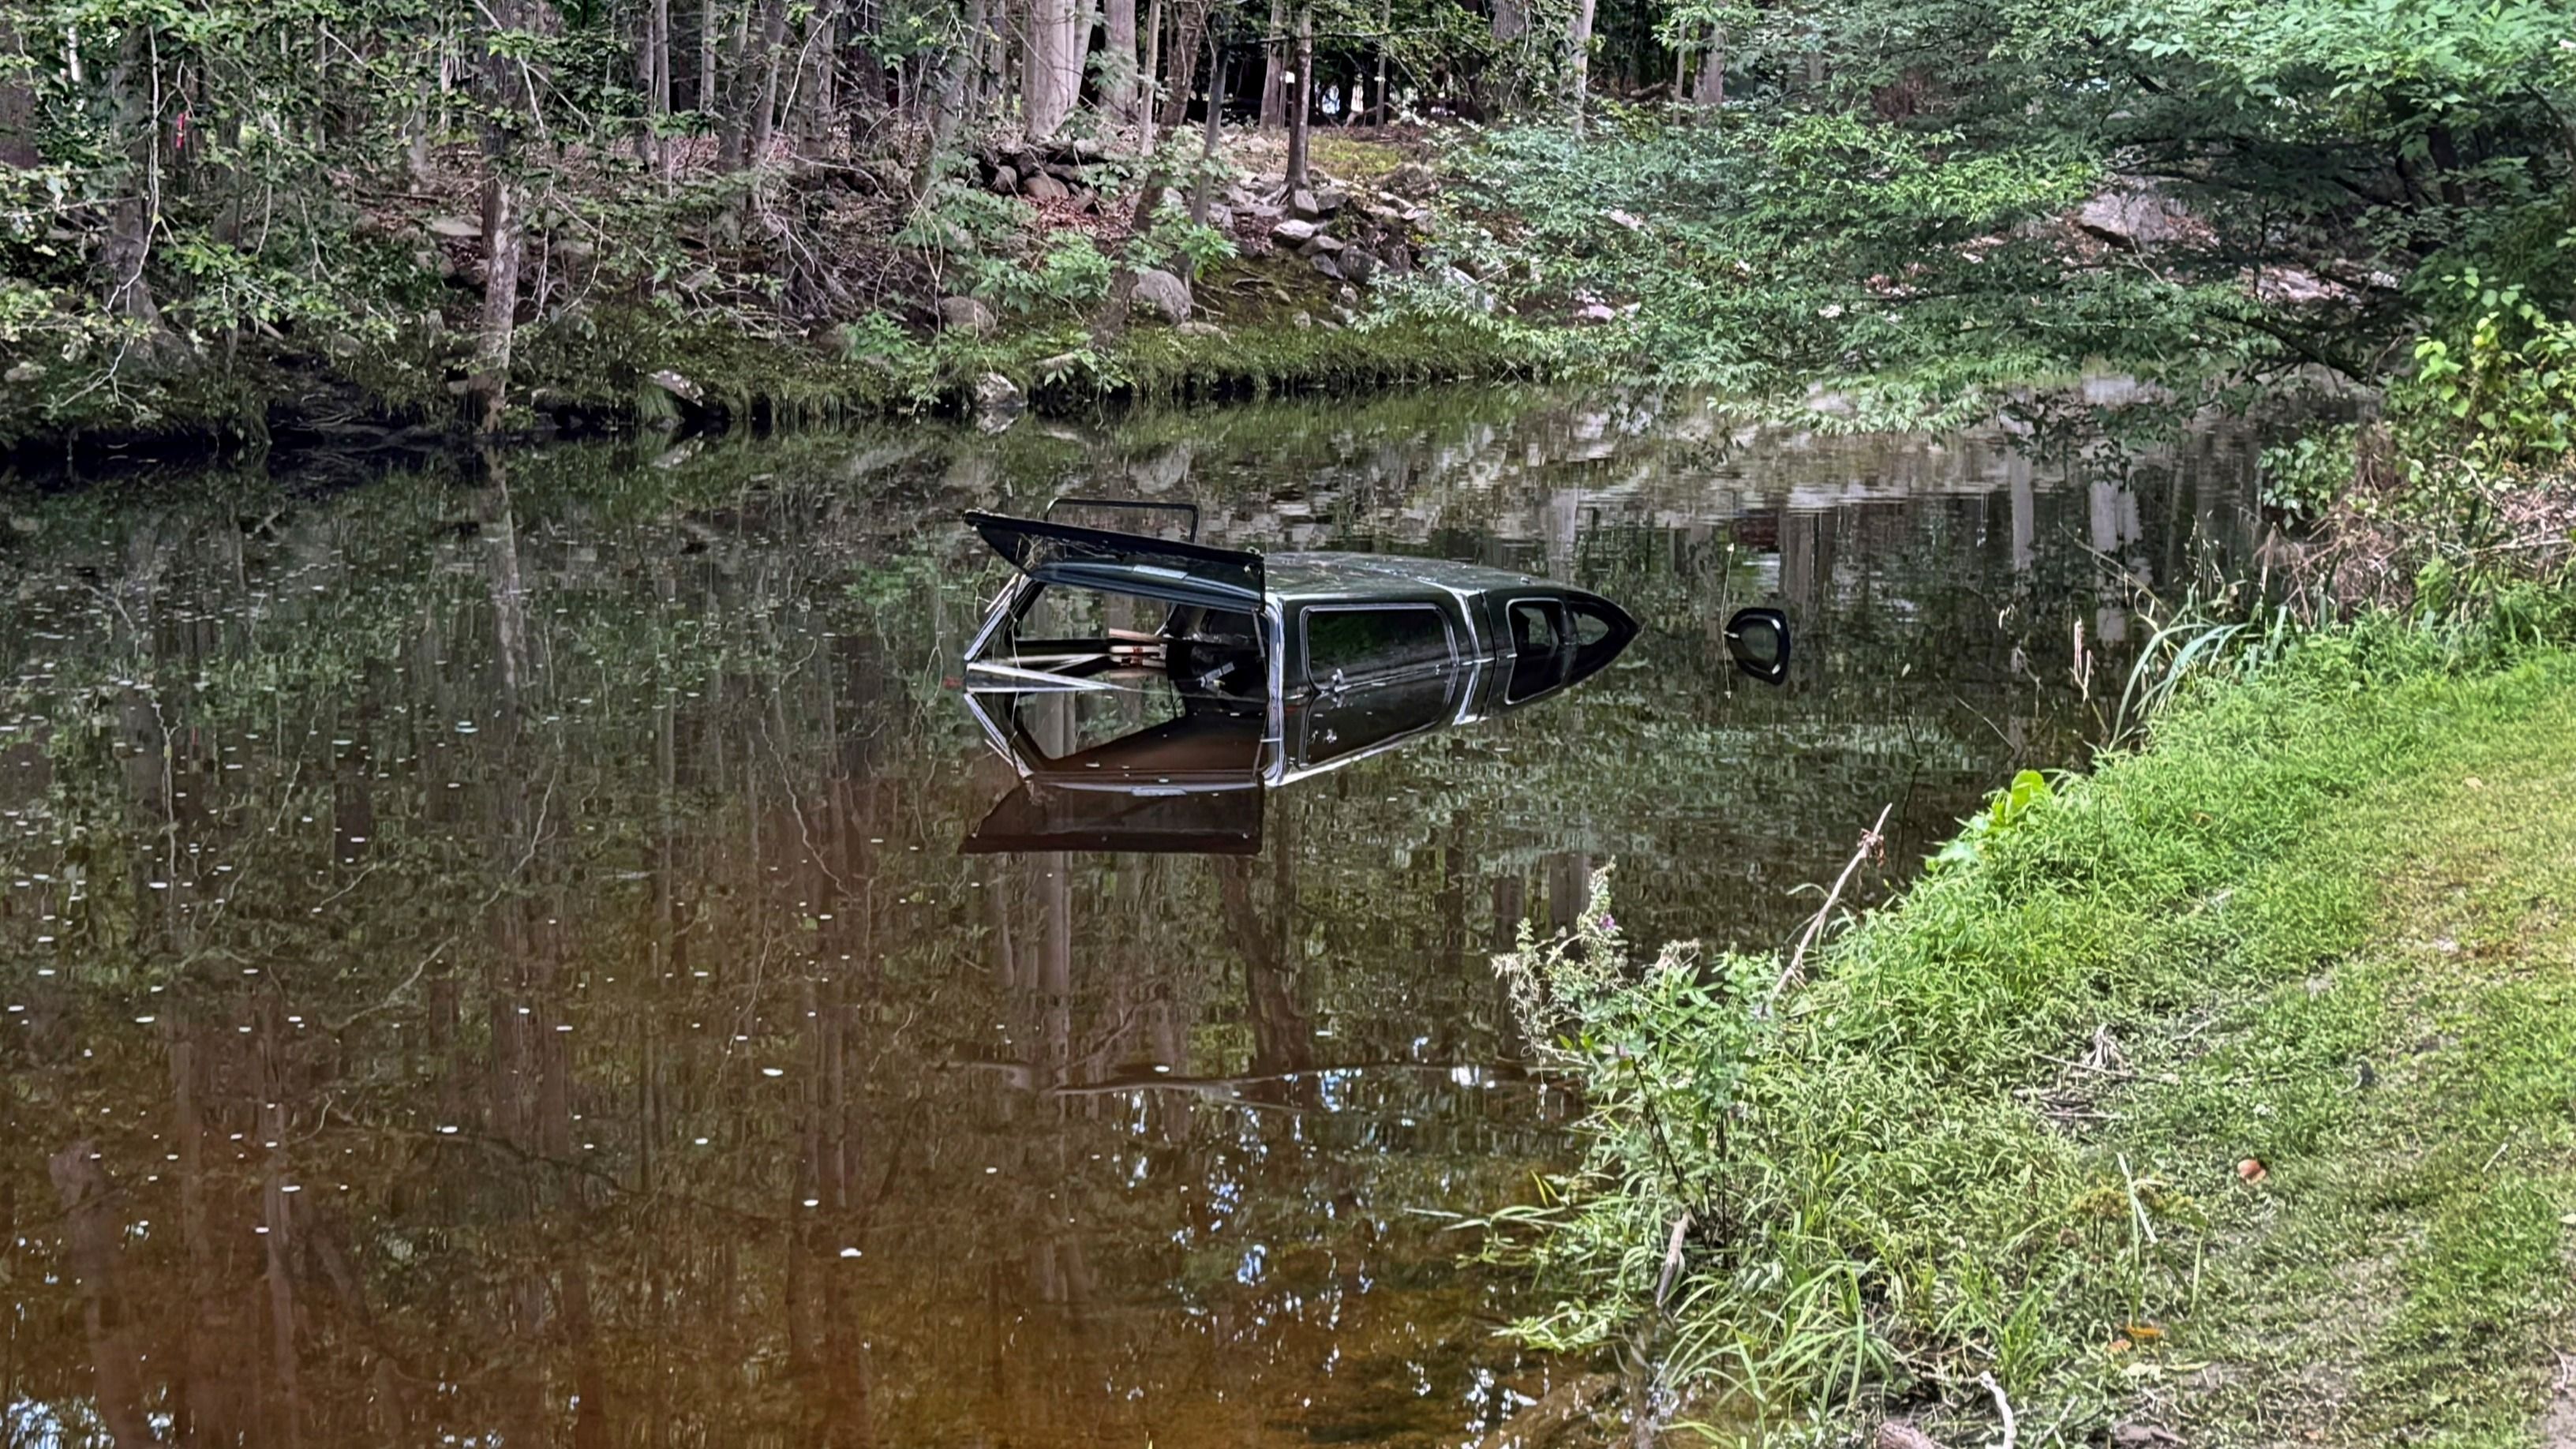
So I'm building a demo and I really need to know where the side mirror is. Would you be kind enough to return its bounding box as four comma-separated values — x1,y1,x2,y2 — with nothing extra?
1724,608,1791,684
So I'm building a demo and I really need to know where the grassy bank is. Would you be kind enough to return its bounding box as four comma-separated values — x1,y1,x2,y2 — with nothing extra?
1489,611,2576,1445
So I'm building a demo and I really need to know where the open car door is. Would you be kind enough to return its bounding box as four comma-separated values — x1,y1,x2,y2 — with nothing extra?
964,510,1264,612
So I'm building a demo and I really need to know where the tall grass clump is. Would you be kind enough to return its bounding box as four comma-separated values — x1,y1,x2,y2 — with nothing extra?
1477,614,2576,1436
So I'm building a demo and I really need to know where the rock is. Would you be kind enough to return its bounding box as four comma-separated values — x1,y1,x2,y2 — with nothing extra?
1339,247,1380,285
1381,162,1436,194
1204,204,1235,229
1297,234,1346,256
1290,310,1316,330
988,164,1018,194
2074,179,2207,250
1023,171,1070,203
324,334,365,360
972,373,1024,432
426,215,481,240
646,369,703,405
1574,301,1616,323
1308,253,1344,281
1290,186,1346,219
1873,1425,1945,1449
938,295,998,337
1242,201,1286,221
2248,264,2349,305
1130,267,1193,324
1270,217,1320,246
1174,320,1227,338
1336,286,1359,307
1044,162,1082,182
5,361,41,384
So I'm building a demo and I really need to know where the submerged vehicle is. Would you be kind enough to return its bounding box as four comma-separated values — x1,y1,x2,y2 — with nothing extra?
959,500,1791,854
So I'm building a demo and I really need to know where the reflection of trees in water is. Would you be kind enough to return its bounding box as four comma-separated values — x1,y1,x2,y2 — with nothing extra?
0,393,2253,1444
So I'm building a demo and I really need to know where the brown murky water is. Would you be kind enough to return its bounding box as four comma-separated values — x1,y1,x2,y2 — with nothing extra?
0,386,2256,1447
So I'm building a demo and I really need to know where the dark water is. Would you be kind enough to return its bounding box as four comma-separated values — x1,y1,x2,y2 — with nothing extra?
0,386,2256,1447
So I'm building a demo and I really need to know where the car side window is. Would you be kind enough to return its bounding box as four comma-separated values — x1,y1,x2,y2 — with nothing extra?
1301,605,1455,686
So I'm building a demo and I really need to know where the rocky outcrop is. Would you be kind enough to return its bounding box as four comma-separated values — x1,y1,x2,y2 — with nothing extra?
972,372,1024,432
1129,267,1193,324
937,295,998,337
2072,179,2212,251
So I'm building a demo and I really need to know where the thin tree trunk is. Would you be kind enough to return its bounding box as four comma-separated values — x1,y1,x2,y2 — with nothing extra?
1158,0,1204,130
1259,0,1286,126
470,0,528,431
1492,0,1526,44
1137,0,1163,148
1283,2,1310,185
698,0,719,111
1105,0,1138,125
1565,0,1595,126
2,13,42,167
1370,0,1389,123
1188,22,1224,223
913,0,992,197
747,0,792,164
651,0,675,181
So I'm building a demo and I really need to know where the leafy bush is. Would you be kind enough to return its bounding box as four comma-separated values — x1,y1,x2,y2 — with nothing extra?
2396,270,2576,469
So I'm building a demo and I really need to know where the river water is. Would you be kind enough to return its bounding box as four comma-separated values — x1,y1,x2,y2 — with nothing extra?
0,385,2256,1447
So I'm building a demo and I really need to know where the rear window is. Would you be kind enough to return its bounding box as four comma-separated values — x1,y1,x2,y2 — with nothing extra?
1303,605,1454,684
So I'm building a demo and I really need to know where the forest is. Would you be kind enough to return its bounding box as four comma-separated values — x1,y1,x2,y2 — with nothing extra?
2,0,2571,451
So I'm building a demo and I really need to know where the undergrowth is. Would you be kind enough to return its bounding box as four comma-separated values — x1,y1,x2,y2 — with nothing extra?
1476,608,2576,1442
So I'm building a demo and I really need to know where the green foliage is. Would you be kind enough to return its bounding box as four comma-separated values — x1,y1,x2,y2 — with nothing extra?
1131,197,1238,280
2396,269,2576,469
1928,767,2054,871
2257,424,2360,519
1476,624,2576,1433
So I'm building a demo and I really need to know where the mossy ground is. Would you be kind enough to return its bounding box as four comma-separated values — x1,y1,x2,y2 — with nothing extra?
1,245,1543,470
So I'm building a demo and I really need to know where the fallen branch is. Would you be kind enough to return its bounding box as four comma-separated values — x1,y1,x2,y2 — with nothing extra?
1769,803,1893,1004
1979,1372,2018,1449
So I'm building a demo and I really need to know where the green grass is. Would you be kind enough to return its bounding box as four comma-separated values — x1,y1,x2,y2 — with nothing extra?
1487,620,2576,1446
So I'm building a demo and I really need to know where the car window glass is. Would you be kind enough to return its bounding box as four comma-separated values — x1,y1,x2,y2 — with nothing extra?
1304,605,1452,683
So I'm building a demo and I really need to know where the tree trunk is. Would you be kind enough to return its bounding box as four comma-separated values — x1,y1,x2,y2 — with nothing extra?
1136,0,1162,148
470,0,530,431
1259,0,1286,127
0,13,39,168
1104,0,1138,125
650,0,674,181
1692,24,1724,104
698,0,720,111
1023,0,1086,140
747,0,792,164
1492,0,1526,45
912,0,992,197
1283,3,1310,185
1370,0,1390,124
1158,0,1204,131
1564,0,1595,125
99,25,165,331
1188,23,1225,223
472,169,522,431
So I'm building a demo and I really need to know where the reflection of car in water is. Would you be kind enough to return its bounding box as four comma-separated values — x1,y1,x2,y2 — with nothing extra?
959,499,1791,854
